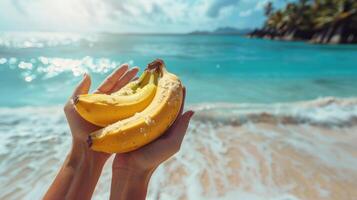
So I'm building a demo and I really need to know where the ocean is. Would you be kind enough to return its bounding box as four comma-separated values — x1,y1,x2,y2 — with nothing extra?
0,32,357,199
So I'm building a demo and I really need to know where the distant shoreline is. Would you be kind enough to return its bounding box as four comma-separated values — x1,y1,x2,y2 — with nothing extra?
102,32,247,36
248,1,357,44
247,26,357,44
101,27,252,36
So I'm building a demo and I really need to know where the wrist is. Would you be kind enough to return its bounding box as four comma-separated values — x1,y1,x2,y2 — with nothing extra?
112,154,156,173
68,140,109,169
110,164,154,200
112,156,155,188
45,140,108,200
112,163,154,181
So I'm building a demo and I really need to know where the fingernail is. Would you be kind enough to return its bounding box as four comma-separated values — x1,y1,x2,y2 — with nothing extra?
83,73,87,79
73,95,79,104
87,136,92,147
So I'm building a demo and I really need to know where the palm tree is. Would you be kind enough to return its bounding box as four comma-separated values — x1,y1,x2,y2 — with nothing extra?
255,0,357,43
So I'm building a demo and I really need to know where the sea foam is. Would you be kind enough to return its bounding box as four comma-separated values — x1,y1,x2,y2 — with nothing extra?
0,97,357,199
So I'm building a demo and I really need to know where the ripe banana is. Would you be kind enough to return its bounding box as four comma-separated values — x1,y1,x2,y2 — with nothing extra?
88,59,184,153
74,70,158,127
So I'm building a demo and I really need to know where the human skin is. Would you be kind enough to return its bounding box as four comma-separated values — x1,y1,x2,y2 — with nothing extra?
110,88,194,200
43,64,194,200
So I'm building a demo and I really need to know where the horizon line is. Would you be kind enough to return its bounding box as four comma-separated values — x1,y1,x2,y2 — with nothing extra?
0,31,252,36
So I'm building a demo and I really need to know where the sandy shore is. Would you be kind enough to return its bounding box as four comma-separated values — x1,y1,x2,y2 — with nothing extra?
0,102,357,199
146,121,357,200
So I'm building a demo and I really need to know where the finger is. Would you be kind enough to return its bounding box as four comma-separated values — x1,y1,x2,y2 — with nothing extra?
166,110,194,144
144,110,194,160
65,73,91,116
95,64,129,94
153,108,193,146
128,87,188,160
110,67,139,93
71,73,91,99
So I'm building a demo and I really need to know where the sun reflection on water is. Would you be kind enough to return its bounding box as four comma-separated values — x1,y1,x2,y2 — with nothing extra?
0,32,97,48
0,56,129,82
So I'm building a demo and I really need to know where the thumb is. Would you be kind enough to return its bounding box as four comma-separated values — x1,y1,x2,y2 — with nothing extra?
72,73,91,99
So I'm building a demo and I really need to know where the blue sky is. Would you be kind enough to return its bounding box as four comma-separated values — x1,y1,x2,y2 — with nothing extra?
0,0,289,33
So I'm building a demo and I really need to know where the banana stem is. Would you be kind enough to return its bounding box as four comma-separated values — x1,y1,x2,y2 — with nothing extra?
147,59,167,77
147,59,163,70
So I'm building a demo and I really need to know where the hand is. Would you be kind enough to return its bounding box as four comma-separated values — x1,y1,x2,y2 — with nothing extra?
109,88,193,200
112,88,194,172
44,64,139,200
63,64,139,161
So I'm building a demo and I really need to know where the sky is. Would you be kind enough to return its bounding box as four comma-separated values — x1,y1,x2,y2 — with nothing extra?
0,0,289,33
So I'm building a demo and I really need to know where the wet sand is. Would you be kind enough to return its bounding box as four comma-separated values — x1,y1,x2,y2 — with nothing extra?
149,122,357,200
0,100,357,199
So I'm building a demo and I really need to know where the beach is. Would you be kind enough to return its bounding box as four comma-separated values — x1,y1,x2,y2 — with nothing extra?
0,32,357,199
1,98,357,199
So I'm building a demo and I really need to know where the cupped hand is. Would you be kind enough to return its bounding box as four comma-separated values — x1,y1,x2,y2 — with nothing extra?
112,88,194,172
63,64,139,160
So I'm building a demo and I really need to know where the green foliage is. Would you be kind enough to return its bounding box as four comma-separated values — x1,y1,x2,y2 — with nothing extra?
264,0,357,31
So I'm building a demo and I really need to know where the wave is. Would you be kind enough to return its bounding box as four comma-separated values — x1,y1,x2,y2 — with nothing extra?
1,97,357,199
1,97,357,127
189,97,357,127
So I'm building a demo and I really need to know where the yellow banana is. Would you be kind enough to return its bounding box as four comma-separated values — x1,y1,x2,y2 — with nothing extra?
112,70,151,96
74,70,158,127
88,59,184,153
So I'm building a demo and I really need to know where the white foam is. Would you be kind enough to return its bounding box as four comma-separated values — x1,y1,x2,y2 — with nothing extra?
190,97,357,127
0,98,357,199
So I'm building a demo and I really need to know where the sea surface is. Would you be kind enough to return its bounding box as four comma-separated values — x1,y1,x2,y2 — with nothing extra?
0,32,357,199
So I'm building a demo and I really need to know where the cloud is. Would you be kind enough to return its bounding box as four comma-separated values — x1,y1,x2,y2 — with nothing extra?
239,9,253,17
238,0,269,17
100,0,171,24
206,0,240,18
0,0,289,32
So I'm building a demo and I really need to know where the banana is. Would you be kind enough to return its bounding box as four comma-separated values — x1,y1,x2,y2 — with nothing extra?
112,70,151,96
74,70,158,127
88,59,184,153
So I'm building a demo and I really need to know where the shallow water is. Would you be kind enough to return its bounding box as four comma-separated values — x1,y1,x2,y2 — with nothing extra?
1,32,357,106
0,32,357,199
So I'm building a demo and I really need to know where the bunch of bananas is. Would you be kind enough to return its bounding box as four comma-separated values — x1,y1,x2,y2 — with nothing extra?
74,59,183,153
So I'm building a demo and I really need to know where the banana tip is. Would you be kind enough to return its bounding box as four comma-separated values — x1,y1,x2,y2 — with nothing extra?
147,59,164,71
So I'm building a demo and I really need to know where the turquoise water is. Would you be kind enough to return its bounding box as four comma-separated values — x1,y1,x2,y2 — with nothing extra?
1,32,357,106
1,32,357,200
